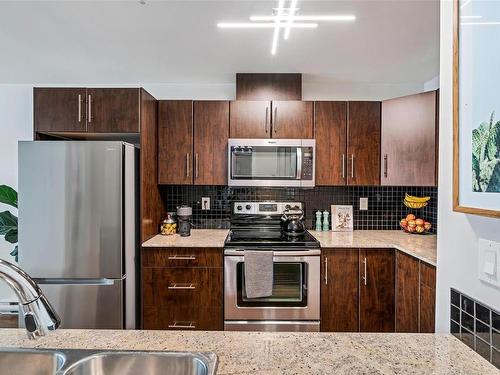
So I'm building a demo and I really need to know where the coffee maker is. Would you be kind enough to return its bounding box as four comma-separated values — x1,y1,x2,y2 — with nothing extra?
177,205,192,237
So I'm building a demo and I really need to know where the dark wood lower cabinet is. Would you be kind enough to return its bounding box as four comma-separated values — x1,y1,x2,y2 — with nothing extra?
142,247,223,330
320,249,359,332
395,251,420,332
359,248,395,332
419,262,436,333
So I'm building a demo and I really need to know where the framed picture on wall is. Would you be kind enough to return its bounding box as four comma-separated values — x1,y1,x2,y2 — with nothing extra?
453,0,500,218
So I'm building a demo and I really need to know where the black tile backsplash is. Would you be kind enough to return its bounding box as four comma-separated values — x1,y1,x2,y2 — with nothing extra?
451,288,500,369
160,185,438,232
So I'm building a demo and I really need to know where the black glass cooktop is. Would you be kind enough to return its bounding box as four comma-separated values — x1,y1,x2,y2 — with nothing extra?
224,229,320,249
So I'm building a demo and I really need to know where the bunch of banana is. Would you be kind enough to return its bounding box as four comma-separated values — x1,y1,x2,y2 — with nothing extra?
403,194,430,209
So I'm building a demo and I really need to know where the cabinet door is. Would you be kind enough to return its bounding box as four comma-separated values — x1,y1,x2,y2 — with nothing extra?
34,88,87,132
314,101,347,185
272,101,313,139
86,88,140,133
347,102,381,185
321,249,359,332
359,248,395,332
395,251,420,332
158,100,193,184
419,262,436,333
381,91,437,186
194,101,229,185
229,101,271,138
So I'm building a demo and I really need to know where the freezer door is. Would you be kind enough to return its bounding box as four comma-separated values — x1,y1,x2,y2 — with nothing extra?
18,141,123,279
35,280,123,329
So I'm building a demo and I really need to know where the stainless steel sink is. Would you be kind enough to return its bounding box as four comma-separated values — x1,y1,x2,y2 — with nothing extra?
0,348,217,375
0,348,66,375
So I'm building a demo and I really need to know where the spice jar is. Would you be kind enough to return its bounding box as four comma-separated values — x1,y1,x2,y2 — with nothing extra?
160,214,177,235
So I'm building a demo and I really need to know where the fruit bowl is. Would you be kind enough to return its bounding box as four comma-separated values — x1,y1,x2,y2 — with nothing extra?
399,215,432,235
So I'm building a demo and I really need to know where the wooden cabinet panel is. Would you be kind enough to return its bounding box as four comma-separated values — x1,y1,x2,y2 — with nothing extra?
194,101,229,185
314,102,347,185
229,101,270,138
395,251,420,332
420,262,436,333
359,248,395,332
272,101,313,139
236,73,302,100
381,91,437,186
348,102,381,186
321,249,359,332
86,88,140,133
142,247,222,268
158,100,193,184
34,88,87,132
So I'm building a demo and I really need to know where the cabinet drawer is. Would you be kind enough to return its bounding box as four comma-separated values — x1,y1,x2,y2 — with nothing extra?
142,247,222,268
143,305,223,331
143,267,222,308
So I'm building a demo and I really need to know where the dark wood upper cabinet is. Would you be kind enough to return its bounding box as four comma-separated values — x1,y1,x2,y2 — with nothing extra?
236,73,302,100
272,101,313,139
314,101,347,185
395,251,420,333
321,249,359,332
229,101,271,138
347,101,381,186
359,248,395,332
381,91,437,186
86,88,140,133
34,88,88,132
193,101,229,185
158,100,193,185
420,262,436,333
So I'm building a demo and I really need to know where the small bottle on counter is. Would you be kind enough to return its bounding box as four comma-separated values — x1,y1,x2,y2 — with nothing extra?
322,210,330,231
315,210,322,231
160,213,177,235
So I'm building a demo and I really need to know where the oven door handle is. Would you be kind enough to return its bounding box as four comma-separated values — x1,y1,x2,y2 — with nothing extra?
224,249,321,256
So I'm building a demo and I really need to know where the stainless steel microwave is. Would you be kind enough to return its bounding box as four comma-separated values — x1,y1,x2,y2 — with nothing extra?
228,139,315,187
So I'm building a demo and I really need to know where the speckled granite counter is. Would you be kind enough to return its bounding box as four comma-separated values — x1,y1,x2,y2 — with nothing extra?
0,329,497,374
142,229,229,248
310,230,437,266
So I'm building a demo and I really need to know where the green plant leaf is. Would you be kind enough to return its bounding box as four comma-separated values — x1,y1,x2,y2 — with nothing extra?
486,121,500,160
0,185,17,208
0,211,17,235
10,245,18,262
4,228,17,244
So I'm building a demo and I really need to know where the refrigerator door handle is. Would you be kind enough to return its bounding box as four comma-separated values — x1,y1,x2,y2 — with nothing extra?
33,278,122,286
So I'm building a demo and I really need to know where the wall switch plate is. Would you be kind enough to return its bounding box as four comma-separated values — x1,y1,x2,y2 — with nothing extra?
202,197,210,210
359,197,368,210
478,238,500,288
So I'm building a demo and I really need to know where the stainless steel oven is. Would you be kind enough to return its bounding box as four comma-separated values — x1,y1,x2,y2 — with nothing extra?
228,139,315,187
224,249,320,332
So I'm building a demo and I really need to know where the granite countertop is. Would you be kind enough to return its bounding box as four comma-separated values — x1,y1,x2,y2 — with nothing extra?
0,329,497,374
142,229,229,248
310,230,437,266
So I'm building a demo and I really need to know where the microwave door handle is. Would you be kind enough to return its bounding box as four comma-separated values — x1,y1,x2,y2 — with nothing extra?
296,147,302,179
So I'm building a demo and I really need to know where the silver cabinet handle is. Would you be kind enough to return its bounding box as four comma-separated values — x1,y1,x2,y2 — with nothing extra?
324,257,328,285
168,255,196,260
265,106,269,133
273,107,278,133
168,283,196,290
168,321,196,329
351,154,355,179
78,94,82,122
186,153,190,177
384,154,388,178
87,94,92,123
341,154,346,179
195,153,199,178
362,257,367,286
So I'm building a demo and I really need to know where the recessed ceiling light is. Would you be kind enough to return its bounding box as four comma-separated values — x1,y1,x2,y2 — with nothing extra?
217,0,355,55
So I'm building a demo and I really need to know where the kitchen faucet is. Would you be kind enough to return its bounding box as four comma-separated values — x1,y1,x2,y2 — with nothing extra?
0,259,60,339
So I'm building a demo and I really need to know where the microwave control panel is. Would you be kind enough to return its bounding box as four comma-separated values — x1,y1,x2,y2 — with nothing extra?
302,149,314,180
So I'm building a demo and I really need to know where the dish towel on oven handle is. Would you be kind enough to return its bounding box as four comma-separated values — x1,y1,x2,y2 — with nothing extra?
244,250,274,298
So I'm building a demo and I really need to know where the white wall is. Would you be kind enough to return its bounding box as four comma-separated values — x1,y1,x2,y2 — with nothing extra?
0,84,33,301
435,0,500,332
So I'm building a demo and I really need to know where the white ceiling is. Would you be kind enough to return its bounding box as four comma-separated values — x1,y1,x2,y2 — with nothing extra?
0,0,439,85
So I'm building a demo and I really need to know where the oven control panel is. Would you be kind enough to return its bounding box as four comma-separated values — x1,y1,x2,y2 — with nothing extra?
233,201,303,215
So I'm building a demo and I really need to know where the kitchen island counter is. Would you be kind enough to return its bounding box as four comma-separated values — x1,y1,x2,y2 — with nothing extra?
0,329,496,374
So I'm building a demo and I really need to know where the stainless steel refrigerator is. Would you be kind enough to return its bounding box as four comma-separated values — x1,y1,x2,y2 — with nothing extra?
18,141,138,329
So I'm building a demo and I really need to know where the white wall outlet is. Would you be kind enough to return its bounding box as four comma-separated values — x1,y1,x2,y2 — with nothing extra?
360,197,369,211
478,238,500,288
202,197,210,210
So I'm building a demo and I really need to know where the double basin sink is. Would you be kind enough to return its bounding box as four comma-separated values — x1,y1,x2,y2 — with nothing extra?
0,348,218,375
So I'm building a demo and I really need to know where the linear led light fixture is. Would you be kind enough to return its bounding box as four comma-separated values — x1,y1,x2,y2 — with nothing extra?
460,15,483,19
461,21,500,25
284,0,299,40
270,0,286,55
217,22,318,28
250,15,356,22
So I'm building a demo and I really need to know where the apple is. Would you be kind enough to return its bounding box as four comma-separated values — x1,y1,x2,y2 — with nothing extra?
400,219,408,228
408,220,417,228
415,225,425,233
406,214,416,221
415,218,424,226
424,222,432,230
